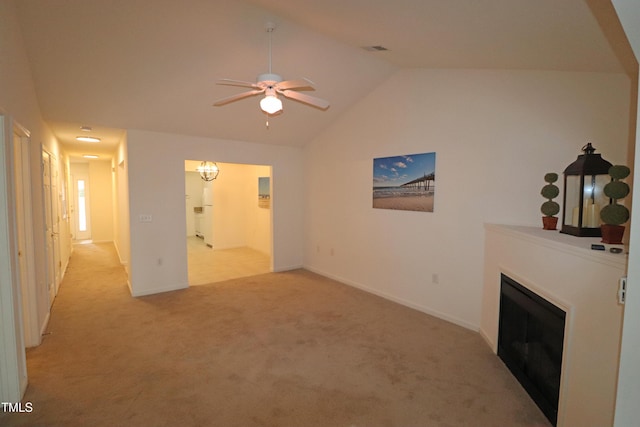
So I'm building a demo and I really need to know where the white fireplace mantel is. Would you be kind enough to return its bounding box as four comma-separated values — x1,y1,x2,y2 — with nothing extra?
481,224,626,427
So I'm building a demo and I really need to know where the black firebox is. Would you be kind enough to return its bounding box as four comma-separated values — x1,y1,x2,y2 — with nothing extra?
498,274,566,426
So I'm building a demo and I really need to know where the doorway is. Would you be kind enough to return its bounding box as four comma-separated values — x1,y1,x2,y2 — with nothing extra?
185,160,272,285
72,164,92,241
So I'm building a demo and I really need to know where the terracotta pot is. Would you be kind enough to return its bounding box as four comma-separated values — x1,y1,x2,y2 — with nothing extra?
601,224,625,244
542,216,558,230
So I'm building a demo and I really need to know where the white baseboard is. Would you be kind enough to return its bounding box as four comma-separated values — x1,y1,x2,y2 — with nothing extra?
39,311,51,338
130,282,188,297
272,264,303,273
478,327,497,353
304,266,479,332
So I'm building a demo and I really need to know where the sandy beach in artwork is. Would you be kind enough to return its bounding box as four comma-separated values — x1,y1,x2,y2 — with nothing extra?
373,194,434,212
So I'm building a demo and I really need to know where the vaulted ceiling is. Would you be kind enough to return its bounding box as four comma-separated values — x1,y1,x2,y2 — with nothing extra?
15,0,636,159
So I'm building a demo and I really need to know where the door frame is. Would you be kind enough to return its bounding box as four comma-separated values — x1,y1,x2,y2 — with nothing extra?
0,113,28,401
12,122,39,348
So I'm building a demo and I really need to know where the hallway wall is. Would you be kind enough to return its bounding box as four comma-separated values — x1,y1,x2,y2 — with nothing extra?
0,0,72,400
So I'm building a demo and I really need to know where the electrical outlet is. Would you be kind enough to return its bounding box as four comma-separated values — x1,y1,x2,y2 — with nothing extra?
138,214,152,223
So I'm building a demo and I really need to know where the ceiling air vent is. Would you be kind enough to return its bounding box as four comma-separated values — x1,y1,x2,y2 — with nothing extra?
362,45,389,52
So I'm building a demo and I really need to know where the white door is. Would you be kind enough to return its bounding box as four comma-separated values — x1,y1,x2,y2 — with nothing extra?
42,151,60,305
74,169,91,241
13,126,38,347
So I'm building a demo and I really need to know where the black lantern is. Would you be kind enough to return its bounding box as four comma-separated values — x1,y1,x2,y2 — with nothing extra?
560,143,612,237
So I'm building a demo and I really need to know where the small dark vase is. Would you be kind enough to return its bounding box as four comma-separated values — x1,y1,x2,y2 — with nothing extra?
601,224,625,244
542,216,558,230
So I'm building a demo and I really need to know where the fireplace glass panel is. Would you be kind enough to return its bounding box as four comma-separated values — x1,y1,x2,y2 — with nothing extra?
498,274,565,426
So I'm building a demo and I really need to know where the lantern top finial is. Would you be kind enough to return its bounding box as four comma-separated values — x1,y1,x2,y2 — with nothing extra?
582,143,596,155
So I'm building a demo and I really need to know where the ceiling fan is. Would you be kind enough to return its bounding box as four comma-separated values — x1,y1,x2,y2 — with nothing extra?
213,22,330,117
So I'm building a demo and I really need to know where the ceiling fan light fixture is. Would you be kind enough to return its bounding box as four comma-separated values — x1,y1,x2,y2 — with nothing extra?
213,22,329,116
260,93,283,115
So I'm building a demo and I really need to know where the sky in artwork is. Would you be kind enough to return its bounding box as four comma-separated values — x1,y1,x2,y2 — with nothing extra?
258,177,270,197
373,152,436,188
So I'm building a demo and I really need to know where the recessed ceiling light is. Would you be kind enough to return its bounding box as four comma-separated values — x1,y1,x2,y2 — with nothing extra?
80,125,92,132
83,154,99,159
76,136,101,143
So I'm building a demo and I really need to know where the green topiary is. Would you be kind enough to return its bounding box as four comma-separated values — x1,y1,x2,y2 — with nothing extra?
600,165,630,226
608,165,630,180
541,200,560,216
544,172,559,184
541,184,560,200
600,204,629,225
540,173,560,217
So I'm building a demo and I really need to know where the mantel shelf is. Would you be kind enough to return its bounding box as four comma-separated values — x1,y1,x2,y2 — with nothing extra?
484,223,628,270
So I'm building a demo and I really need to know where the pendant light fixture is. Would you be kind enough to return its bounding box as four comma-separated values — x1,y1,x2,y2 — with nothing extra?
196,161,220,182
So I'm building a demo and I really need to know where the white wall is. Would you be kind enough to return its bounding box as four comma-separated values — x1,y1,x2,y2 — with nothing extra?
304,68,631,330
210,162,271,252
246,164,272,255
184,171,201,237
0,0,71,399
612,1,640,424
88,160,114,242
113,134,130,270
127,129,303,297
211,162,250,249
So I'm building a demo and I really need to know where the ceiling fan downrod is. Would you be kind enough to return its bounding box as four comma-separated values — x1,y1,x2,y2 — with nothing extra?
266,22,276,75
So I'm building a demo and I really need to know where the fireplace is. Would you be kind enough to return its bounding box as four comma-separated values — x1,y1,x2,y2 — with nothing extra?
483,225,625,426
498,274,566,426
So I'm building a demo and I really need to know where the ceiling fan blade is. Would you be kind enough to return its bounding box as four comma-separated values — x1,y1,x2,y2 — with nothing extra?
277,78,314,91
213,89,264,106
216,78,259,89
280,90,330,110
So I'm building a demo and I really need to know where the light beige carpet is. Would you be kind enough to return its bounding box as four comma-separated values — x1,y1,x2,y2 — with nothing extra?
1,242,550,427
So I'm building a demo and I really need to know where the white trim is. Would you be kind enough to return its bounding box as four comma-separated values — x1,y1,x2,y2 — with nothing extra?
272,264,303,273
12,123,40,348
0,114,27,401
305,266,479,332
39,311,50,338
130,282,189,297
484,223,628,270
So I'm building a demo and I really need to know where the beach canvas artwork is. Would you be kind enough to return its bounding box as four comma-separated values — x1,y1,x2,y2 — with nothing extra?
373,152,436,212
258,177,270,209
